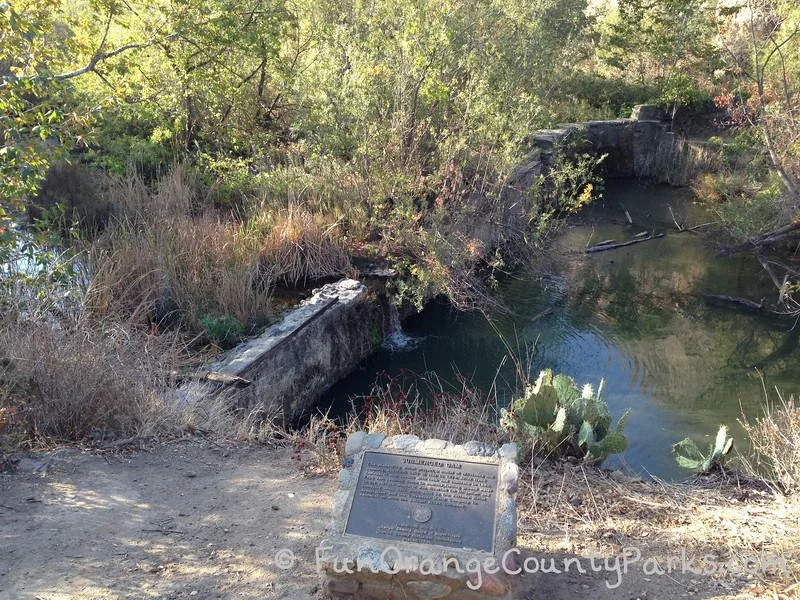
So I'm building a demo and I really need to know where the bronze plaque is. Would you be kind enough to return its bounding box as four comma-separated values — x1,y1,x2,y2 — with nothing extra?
344,451,499,552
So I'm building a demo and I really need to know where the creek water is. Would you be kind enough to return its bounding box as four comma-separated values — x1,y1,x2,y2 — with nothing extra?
324,179,800,479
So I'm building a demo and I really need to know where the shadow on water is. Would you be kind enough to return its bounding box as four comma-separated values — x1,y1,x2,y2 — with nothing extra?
322,179,800,480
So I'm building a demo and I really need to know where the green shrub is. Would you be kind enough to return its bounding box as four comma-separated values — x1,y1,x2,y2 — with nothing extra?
200,314,245,347
500,369,631,462
34,163,112,232
706,136,724,153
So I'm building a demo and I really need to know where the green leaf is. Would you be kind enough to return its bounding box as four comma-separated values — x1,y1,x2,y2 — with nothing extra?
553,373,581,403
577,420,595,449
615,409,632,434
598,431,628,455
673,438,706,470
552,406,567,433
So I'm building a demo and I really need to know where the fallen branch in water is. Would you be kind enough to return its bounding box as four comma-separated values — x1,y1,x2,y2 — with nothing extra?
586,234,664,253
703,294,794,317
619,202,633,225
716,219,800,257
531,308,553,321
667,204,717,233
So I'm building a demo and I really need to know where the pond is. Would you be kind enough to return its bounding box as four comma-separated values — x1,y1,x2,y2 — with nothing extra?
324,179,800,479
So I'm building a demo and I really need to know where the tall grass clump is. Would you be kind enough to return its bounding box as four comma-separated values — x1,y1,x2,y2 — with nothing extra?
84,166,274,341
641,136,721,185
355,370,504,444
294,370,506,473
740,391,800,494
255,204,353,287
0,309,188,443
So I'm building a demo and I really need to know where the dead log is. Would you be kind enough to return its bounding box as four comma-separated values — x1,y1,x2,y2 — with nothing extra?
169,370,252,388
703,294,794,317
203,371,252,388
717,219,800,257
703,294,765,312
586,234,664,253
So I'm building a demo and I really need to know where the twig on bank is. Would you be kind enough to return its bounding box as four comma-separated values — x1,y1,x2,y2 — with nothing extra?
141,528,186,535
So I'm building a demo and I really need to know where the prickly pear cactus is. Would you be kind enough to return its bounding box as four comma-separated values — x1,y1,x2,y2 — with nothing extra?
500,369,630,463
673,425,734,472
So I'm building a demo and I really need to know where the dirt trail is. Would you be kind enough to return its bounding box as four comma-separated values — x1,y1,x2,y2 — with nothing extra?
0,441,791,599
1,441,328,600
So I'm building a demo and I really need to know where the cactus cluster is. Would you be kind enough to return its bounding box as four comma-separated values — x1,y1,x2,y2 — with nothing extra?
500,369,631,462
672,425,734,472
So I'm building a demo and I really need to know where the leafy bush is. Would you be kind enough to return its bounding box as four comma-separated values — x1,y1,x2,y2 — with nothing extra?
673,426,734,473
693,171,784,239
500,369,631,462
200,314,245,347
555,71,656,118
34,163,113,232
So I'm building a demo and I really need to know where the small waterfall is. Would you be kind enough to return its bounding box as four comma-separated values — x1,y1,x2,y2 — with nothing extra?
382,300,420,351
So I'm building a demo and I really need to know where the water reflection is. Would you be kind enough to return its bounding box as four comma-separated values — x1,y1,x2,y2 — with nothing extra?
323,180,800,479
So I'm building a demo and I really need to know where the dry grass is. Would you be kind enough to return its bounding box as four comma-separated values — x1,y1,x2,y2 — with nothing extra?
354,371,503,444
0,312,191,443
293,370,505,474
257,204,353,287
0,303,283,448
84,169,354,336
517,462,800,597
740,391,800,495
84,167,272,335
640,136,721,185
177,391,281,444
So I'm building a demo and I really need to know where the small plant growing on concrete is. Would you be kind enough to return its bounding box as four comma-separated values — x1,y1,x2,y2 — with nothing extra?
673,425,734,473
500,369,630,462
200,313,244,347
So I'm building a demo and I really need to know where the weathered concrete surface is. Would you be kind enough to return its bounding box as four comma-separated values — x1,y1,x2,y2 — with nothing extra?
497,105,668,238
508,104,667,196
176,279,380,425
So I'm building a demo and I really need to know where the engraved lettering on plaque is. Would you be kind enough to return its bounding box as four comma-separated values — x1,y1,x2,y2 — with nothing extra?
344,451,499,552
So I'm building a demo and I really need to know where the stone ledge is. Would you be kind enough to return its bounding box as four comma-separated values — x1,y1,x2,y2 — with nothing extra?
174,279,375,424
212,279,366,377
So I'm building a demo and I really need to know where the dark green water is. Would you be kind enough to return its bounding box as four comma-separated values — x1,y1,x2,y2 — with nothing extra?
324,180,800,479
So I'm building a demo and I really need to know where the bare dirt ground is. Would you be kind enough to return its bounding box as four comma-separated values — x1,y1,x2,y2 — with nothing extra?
1,440,326,600
1,440,797,599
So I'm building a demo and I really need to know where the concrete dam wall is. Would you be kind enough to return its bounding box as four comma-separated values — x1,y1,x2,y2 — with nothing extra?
177,106,671,425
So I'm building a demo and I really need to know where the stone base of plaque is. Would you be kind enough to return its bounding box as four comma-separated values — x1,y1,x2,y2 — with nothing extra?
320,432,519,599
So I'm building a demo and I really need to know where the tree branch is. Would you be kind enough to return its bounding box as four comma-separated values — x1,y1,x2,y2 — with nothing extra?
717,219,800,257
48,7,177,82
53,42,149,81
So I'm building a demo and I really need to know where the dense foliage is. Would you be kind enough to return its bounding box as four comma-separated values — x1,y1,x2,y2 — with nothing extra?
1,0,799,317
